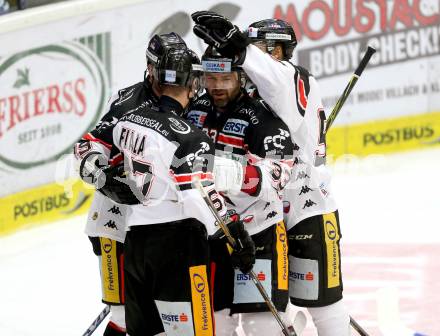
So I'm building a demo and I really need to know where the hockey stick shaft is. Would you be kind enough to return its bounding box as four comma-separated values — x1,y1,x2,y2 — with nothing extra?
194,179,296,336
325,46,376,131
82,305,110,336
350,316,370,336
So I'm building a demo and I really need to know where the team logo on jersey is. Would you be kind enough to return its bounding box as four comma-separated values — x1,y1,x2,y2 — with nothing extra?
263,128,290,151
185,142,210,167
222,118,249,136
168,117,191,134
186,110,208,128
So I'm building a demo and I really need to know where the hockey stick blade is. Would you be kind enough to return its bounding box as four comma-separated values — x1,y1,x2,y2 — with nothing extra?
326,46,376,131
82,305,110,336
193,177,296,336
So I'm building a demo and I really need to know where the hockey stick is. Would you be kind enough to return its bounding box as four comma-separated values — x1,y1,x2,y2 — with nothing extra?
350,316,370,336
323,47,376,336
326,46,376,131
82,305,110,336
194,178,296,336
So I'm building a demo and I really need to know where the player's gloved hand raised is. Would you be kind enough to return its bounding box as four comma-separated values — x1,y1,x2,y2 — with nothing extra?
227,216,256,274
191,11,248,59
79,153,140,205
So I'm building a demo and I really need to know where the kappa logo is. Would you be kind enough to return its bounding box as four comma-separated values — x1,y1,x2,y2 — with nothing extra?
303,199,317,209
263,128,290,151
299,185,313,195
168,117,191,134
223,118,249,136
104,220,118,230
296,171,310,180
266,211,278,220
108,206,122,215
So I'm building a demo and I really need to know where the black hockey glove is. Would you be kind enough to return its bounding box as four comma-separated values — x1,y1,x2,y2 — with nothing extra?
227,217,256,274
191,11,248,59
79,154,140,205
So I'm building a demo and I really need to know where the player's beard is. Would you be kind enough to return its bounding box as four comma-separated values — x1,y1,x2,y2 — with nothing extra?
211,89,229,107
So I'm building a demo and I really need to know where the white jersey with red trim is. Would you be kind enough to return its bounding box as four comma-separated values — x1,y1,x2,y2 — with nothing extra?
75,78,160,239
75,96,225,236
243,45,338,229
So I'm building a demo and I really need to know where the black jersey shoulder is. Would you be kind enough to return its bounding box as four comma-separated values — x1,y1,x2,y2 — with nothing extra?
108,79,160,120
119,104,211,148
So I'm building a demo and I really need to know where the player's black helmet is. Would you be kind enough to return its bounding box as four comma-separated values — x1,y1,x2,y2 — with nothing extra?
157,47,203,88
201,45,242,73
146,32,187,65
246,19,297,60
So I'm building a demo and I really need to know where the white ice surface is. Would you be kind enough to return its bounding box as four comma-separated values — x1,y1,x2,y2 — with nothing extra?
1,147,439,335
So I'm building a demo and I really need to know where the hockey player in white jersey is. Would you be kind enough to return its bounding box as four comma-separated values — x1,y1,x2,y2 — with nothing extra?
76,45,256,336
74,32,187,336
191,12,350,336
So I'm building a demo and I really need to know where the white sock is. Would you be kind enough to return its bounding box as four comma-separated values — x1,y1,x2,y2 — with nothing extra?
307,300,351,336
